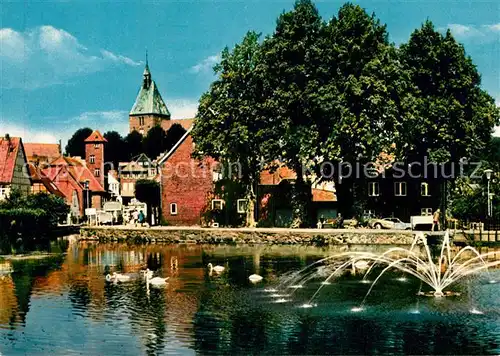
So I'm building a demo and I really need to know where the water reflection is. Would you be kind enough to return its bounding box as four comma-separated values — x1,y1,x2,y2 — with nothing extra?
0,243,498,355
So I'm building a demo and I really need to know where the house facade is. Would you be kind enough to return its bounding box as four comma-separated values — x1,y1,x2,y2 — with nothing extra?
118,153,159,204
0,136,31,200
158,127,216,226
365,165,442,221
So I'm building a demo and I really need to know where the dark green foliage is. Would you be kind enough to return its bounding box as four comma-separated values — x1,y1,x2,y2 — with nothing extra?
192,31,268,226
0,191,70,250
103,131,127,170
135,179,160,207
135,179,161,223
125,130,144,160
164,124,187,152
143,126,168,160
398,21,500,163
143,124,187,160
65,128,92,157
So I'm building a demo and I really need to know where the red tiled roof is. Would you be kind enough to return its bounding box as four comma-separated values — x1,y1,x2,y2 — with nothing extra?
0,136,21,184
45,155,105,192
24,143,60,163
161,118,194,132
28,164,65,197
84,130,107,143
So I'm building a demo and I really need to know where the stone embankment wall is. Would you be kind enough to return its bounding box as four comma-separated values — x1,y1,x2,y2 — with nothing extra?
79,227,416,245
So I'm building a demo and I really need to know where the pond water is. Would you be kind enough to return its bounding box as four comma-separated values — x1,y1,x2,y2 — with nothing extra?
0,242,499,355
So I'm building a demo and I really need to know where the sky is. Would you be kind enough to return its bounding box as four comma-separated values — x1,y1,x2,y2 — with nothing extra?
0,0,499,147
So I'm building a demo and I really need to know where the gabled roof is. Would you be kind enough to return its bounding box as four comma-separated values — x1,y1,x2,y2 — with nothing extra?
28,164,65,198
46,155,105,192
84,130,107,143
157,126,193,165
130,64,171,117
24,143,61,163
0,136,22,184
161,118,194,132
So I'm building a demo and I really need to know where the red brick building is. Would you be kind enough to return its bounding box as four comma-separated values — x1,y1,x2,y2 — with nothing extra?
84,130,107,189
157,127,216,225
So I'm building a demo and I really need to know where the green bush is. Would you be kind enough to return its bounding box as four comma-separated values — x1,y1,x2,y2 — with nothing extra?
0,191,69,251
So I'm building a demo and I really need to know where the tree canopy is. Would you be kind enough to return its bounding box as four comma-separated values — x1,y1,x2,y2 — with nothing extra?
65,128,92,157
192,31,267,226
398,21,500,163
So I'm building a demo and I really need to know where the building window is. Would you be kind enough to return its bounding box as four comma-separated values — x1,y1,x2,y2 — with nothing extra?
421,208,433,216
368,182,379,197
394,182,407,196
94,169,100,177
421,182,430,196
170,203,177,215
94,143,99,149
83,180,90,189
89,155,95,164
139,116,145,126
212,199,224,210
237,199,247,214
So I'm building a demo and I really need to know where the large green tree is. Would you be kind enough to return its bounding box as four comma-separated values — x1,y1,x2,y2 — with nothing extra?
192,31,268,227
65,128,92,157
313,3,403,217
143,125,168,160
125,130,144,160
398,21,500,163
259,0,325,226
103,131,127,170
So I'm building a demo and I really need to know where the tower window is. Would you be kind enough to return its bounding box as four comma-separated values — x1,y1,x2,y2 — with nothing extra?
94,169,100,177
89,155,95,164
139,116,145,126
94,143,99,149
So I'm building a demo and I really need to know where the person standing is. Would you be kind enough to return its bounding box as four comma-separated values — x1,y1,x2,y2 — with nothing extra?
432,209,441,231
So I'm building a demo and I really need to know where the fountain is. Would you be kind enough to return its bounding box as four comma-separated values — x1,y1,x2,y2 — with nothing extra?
267,231,499,307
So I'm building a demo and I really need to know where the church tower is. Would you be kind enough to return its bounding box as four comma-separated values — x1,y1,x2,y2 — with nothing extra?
129,57,171,136
84,130,107,189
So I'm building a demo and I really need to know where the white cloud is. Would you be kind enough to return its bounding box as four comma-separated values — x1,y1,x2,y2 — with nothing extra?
190,54,220,74
442,23,500,42
167,98,199,119
484,23,500,32
0,26,141,89
0,122,59,144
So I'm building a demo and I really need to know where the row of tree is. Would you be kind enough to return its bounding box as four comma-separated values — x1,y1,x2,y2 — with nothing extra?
65,124,186,169
192,0,500,226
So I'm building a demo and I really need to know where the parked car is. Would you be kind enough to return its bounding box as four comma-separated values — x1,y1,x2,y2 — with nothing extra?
369,217,411,230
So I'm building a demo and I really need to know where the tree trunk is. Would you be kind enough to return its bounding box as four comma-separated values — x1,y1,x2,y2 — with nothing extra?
290,172,312,228
246,184,256,227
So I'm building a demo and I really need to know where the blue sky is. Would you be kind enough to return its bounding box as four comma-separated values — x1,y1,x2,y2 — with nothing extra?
1,0,499,145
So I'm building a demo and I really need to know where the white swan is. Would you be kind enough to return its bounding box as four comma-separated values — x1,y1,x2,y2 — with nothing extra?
106,272,132,283
146,273,169,287
207,263,225,273
249,274,263,283
140,269,154,279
